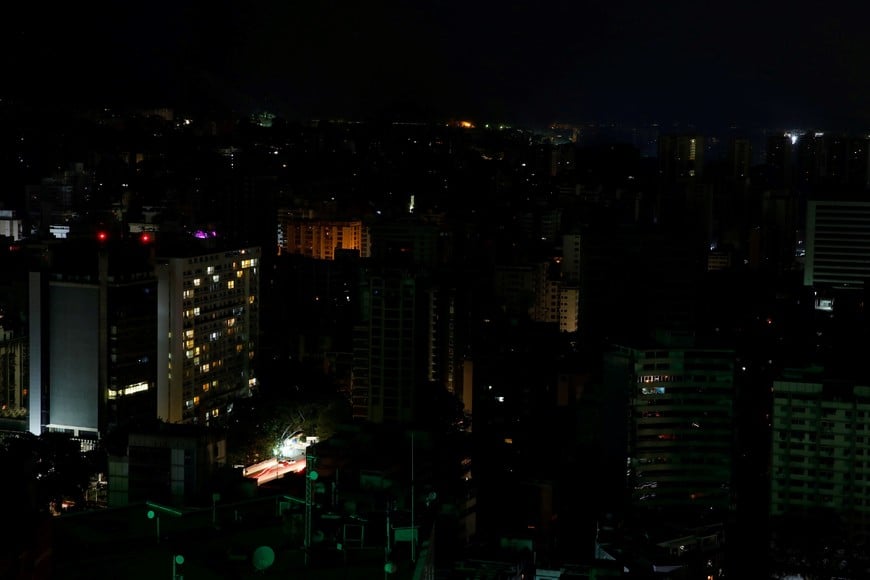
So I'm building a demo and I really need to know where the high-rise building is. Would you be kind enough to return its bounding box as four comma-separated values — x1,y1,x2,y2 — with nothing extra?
0,326,28,425
606,344,735,517
770,370,870,530
658,134,705,181
727,137,751,181
766,133,797,188
369,218,439,270
28,238,158,439
155,245,260,424
561,233,581,283
796,133,870,191
804,199,870,290
277,214,367,260
352,270,421,424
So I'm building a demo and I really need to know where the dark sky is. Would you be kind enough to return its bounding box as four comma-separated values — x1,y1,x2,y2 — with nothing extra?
5,0,870,130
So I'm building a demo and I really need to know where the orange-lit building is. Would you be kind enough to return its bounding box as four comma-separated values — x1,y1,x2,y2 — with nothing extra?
277,215,368,260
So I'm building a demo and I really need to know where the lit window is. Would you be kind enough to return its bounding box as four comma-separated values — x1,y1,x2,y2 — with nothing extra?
194,396,200,405
212,275,220,283
236,270,244,278
202,363,210,373
202,383,209,392
185,330,194,339
249,296,255,304
194,278,201,287
227,280,234,289
194,307,200,316
207,266,214,275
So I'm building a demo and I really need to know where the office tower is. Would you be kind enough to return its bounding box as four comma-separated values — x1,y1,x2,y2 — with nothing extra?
771,371,870,530
28,237,158,439
607,344,735,517
804,199,870,290
155,245,260,424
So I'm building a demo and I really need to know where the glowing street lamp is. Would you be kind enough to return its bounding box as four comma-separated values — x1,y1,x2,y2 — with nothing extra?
146,509,159,542
172,554,184,580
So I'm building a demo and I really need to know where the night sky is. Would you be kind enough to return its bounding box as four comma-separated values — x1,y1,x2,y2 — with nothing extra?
5,0,870,130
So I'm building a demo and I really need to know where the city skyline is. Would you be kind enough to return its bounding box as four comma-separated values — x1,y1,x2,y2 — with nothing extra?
5,1,870,131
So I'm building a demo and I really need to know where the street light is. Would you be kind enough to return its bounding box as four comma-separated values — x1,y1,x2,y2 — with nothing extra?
147,509,160,542
172,554,184,580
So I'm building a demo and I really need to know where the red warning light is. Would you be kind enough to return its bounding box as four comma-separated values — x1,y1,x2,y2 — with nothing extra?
97,231,108,242
140,232,153,243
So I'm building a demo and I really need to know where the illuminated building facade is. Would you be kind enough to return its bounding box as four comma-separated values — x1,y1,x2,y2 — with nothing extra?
771,374,870,529
277,215,367,260
28,239,158,439
608,344,735,515
156,246,260,424
0,210,24,241
0,326,28,424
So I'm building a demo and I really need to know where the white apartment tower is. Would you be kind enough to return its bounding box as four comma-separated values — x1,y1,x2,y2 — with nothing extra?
156,246,260,424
